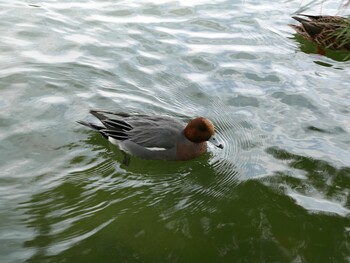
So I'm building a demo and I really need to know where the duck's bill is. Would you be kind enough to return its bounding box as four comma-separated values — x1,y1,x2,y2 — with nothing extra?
208,135,224,149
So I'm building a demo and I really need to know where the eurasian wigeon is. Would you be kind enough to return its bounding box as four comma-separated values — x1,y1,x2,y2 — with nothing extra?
78,110,223,161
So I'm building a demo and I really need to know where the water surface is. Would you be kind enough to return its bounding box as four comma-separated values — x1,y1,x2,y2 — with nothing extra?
0,0,349,262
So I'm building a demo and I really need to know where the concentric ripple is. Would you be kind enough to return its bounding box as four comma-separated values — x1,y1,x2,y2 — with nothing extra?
1,0,350,262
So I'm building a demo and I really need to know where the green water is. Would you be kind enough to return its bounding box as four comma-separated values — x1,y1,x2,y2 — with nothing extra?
1,1,349,262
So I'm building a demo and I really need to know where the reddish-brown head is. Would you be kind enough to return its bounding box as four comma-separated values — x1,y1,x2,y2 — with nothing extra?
184,117,223,149
184,117,215,143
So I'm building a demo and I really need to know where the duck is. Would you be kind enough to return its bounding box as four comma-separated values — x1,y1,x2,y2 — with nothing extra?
78,110,223,161
290,14,350,52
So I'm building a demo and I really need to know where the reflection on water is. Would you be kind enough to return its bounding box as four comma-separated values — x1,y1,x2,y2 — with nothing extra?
266,147,350,216
21,170,349,262
0,0,349,262
291,34,350,62
20,152,228,260
19,137,349,262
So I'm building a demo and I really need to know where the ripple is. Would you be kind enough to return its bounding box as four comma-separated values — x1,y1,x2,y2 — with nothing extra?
287,189,350,217
210,108,266,182
89,14,188,24
1,0,350,261
182,55,216,72
22,50,82,64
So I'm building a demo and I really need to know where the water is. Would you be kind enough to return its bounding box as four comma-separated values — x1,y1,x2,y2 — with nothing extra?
1,0,349,262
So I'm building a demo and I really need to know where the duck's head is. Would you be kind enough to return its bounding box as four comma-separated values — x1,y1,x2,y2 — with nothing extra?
184,117,223,149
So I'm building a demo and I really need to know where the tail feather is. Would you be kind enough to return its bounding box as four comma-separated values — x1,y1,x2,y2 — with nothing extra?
89,110,133,131
102,129,129,140
78,110,136,142
103,119,132,131
299,14,321,20
89,110,108,121
77,120,103,130
77,120,108,139
291,15,322,39
289,24,305,35
301,21,322,38
90,110,131,121
292,16,309,24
